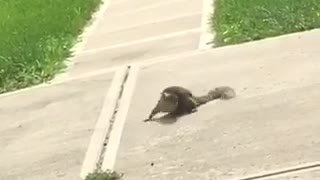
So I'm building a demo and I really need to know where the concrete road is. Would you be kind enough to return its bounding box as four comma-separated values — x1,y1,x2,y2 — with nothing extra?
0,73,114,180
110,30,320,179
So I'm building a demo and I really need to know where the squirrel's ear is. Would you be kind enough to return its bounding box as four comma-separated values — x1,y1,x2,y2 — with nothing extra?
163,92,170,98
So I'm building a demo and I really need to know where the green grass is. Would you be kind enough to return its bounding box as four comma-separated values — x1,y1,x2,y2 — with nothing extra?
0,0,101,93
85,169,123,180
211,0,320,46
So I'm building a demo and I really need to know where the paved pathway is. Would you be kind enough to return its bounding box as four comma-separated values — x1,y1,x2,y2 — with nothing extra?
1,0,320,179
0,0,208,179
0,73,114,180
64,0,205,79
109,30,320,179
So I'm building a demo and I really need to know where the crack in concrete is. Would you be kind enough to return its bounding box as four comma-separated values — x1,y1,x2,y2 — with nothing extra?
236,163,320,180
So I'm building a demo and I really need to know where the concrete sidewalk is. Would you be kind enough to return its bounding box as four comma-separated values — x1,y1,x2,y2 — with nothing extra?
1,0,320,179
0,0,207,179
65,0,204,79
0,73,114,180
105,30,320,179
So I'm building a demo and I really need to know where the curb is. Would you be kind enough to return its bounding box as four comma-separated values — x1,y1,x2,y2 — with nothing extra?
0,66,120,98
198,0,214,50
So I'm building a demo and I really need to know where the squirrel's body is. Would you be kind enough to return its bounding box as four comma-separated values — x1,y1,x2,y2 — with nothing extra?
145,86,235,121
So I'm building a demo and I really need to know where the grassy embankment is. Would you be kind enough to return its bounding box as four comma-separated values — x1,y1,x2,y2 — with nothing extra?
211,0,320,46
0,0,101,93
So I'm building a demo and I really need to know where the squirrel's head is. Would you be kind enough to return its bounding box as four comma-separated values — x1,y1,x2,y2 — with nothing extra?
157,92,179,112
162,92,178,102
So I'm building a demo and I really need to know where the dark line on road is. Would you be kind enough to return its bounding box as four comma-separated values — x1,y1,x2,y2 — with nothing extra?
237,163,320,180
96,65,131,169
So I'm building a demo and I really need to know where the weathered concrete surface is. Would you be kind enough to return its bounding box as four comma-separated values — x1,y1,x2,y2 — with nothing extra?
107,0,200,18
85,13,201,48
64,0,203,79
112,30,320,179
266,168,320,180
0,73,114,180
85,0,202,42
69,31,200,76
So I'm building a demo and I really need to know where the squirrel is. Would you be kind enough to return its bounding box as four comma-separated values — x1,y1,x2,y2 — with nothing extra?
144,86,235,122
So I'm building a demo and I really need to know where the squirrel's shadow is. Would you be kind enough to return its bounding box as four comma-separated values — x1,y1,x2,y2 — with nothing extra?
143,110,197,125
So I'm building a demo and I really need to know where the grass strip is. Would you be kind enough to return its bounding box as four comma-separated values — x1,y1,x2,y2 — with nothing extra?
0,0,101,93
211,0,320,46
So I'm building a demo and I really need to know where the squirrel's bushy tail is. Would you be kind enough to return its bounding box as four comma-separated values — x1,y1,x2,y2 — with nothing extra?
194,86,235,106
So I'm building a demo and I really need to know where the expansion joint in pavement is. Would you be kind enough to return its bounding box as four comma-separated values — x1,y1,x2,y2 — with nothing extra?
236,162,320,180
78,28,201,55
101,64,140,171
80,64,140,179
80,66,131,179
96,65,131,169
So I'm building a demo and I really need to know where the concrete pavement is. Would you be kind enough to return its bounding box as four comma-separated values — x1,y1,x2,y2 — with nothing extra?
1,0,320,179
104,30,320,179
0,0,207,179
64,0,204,79
0,73,114,180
